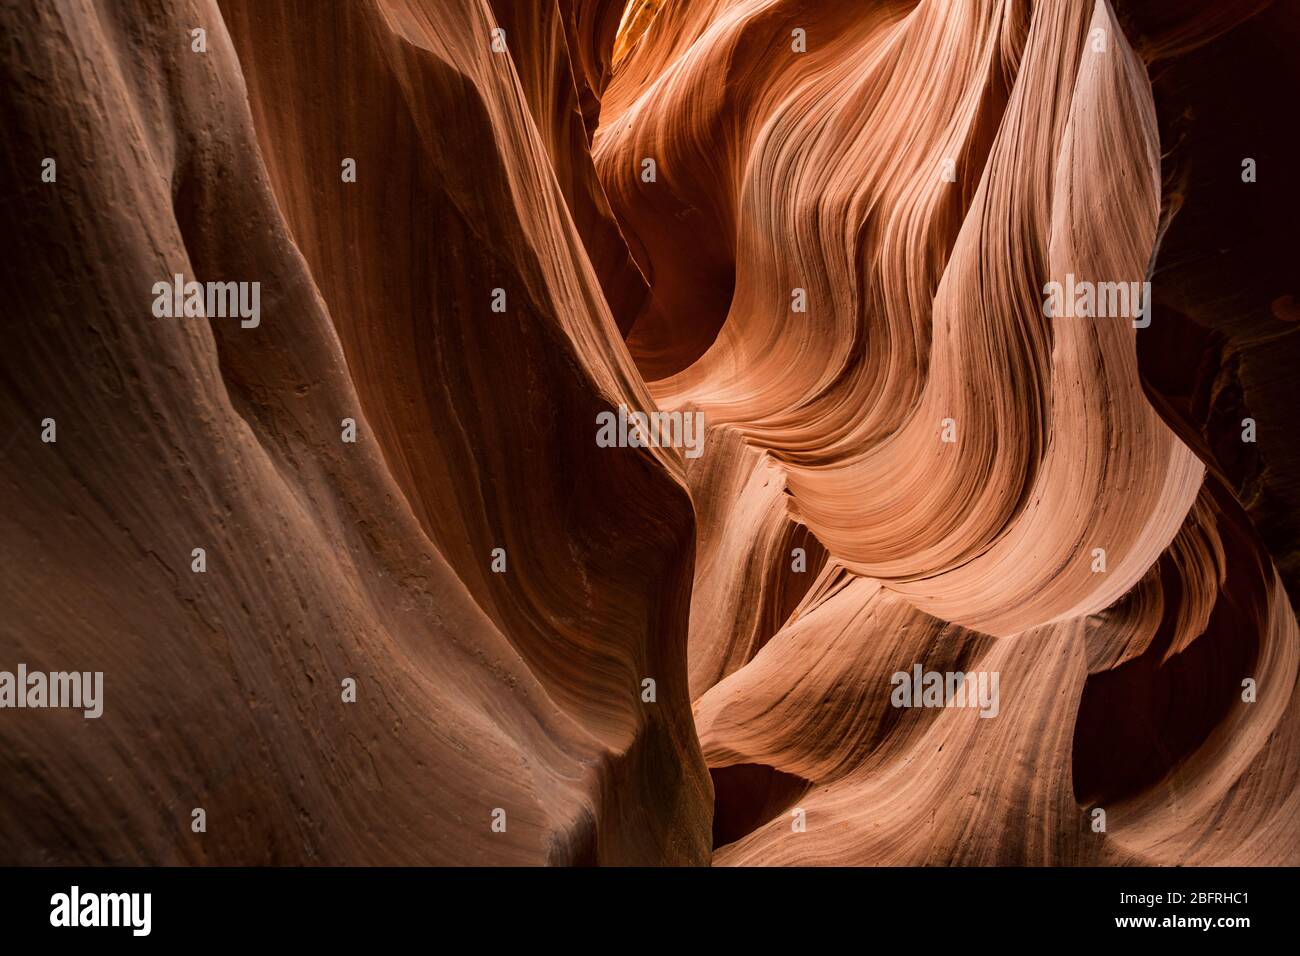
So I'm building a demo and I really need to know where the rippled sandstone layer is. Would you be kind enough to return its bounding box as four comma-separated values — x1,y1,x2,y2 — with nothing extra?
0,0,1296,865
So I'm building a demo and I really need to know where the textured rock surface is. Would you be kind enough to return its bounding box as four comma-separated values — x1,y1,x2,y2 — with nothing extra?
0,0,1295,866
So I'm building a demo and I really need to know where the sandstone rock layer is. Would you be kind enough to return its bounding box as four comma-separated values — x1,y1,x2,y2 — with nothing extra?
0,0,1296,865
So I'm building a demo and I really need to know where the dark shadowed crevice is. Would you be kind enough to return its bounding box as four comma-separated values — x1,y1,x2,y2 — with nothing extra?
1070,482,1263,806
710,763,812,851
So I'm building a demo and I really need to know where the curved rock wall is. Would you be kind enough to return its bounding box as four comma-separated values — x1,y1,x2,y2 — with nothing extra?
0,0,1295,865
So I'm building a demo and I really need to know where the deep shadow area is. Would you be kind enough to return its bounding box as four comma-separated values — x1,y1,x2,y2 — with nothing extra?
710,763,812,851
1071,482,1264,806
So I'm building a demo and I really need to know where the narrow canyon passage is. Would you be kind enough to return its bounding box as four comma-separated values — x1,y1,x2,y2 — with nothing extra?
0,0,1296,866
591,0,1300,864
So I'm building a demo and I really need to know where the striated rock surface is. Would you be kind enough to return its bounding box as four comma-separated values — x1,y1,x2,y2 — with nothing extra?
0,0,708,865
0,0,1296,866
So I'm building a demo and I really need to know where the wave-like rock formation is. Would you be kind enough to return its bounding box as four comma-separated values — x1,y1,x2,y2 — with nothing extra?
1,0,1296,865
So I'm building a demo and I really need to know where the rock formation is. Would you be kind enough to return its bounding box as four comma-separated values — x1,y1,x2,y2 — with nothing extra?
0,0,1295,865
